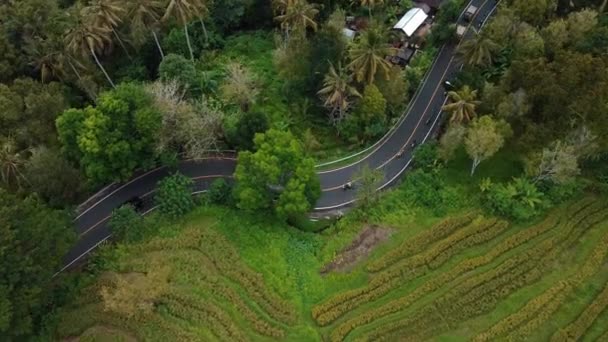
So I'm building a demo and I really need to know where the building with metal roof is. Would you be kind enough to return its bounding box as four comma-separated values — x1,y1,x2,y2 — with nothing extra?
393,7,429,37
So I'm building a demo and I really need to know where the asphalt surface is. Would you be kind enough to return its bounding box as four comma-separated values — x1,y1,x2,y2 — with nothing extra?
58,0,499,273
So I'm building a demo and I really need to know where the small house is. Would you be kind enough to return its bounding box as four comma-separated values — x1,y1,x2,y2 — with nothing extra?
393,7,429,37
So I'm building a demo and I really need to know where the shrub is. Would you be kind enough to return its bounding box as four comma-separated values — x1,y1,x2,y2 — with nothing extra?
224,111,269,151
484,177,549,221
207,178,233,205
155,173,194,218
158,54,199,95
412,142,440,171
401,169,455,214
108,205,144,242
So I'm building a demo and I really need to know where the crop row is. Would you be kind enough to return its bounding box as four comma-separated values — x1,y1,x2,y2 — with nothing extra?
507,224,608,341
313,217,506,326
474,281,571,341
330,200,606,341
182,260,286,338
136,227,297,325
147,246,290,335
551,270,608,338
195,228,298,325
161,292,247,342
57,302,198,342
366,213,477,273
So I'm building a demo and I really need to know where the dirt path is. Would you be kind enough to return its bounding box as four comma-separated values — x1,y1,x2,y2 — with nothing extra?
321,226,393,274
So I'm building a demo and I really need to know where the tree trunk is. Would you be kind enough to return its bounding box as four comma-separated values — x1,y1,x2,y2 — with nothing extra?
199,18,209,44
90,47,115,88
601,0,607,13
67,59,96,100
184,25,194,61
470,158,480,176
368,6,372,18
112,28,132,60
152,31,165,60
67,59,83,81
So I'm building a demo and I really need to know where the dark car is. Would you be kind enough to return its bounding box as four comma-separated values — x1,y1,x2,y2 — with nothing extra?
125,196,144,212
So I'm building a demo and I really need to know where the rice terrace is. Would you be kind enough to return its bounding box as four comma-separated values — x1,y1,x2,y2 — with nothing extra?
2,0,608,341
54,192,608,341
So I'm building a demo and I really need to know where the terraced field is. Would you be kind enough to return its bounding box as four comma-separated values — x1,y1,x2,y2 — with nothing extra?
56,225,296,341
318,197,608,341
56,196,608,341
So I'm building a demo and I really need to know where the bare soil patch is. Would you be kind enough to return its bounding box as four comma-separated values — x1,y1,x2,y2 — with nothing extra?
321,225,393,274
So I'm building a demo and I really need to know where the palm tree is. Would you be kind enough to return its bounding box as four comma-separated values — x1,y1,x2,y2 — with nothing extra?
65,18,116,88
457,29,500,67
348,27,394,85
274,0,319,41
83,0,131,60
317,62,361,125
0,138,25,190
128,0,165,59
442,85,481,124
162,0,206,61
358,0,384,18
220,62,259,112
27,37,87,84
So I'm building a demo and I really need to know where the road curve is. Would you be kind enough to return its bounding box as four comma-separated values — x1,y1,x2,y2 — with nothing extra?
58,0,498,273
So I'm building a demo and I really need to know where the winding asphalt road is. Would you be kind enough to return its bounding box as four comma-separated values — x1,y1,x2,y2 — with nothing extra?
58,0,499,274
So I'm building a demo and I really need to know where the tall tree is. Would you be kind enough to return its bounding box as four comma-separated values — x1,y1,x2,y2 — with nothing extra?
83,0,131,59
464,116,511,175
442,85,481,124
220,62,259,112
128,0,166,59
56,83,162,184
0,190,74,338
457,29,500,67
234,129,320,219
317,62,361,125
64,17,115,88
355,164,384,211
0,138,25,190
274,0,319,41
348,27,394,85
162,0,206,61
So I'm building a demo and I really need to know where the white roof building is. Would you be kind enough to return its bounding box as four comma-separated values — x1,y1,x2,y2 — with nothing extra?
393,7,429,37
342,28,356,40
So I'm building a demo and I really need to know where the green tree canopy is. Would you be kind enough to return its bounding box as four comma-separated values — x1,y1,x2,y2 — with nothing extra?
155,172,195,218
234,129,320,219
465,116,512,175
0,189,74,338
56,83,162,185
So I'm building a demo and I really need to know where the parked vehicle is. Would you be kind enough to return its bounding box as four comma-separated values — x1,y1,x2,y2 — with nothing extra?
464,5,478,21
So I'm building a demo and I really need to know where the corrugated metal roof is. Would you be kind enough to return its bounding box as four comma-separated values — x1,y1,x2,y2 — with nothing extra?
393,7,428,37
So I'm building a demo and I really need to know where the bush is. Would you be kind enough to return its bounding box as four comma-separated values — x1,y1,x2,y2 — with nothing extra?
158,54,199,95
401,170,456,214
484,177,549,221
412,142,440,171
155,173,195,218
109,205,144,242
207,178,234,205
224,111,269,151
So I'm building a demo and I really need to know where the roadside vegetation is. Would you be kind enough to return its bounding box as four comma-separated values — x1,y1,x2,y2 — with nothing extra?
1,0,608,340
